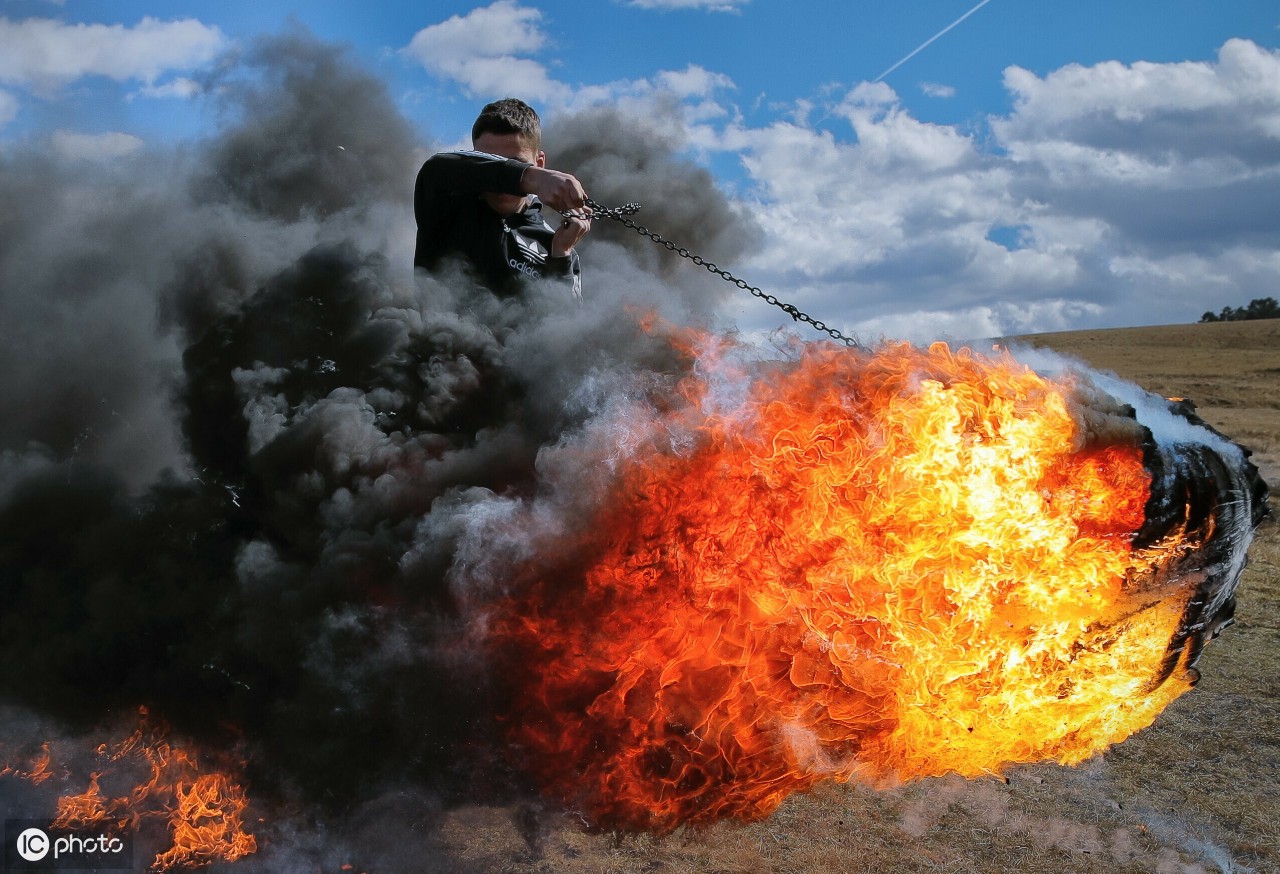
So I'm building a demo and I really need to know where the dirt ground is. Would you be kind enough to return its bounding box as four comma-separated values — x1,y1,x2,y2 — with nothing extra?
424,320,1280,874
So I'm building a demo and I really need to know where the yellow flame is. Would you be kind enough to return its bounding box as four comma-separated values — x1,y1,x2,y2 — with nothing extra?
492,340,1197,831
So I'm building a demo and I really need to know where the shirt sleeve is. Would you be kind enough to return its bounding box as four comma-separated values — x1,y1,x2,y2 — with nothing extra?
414,150,529,203
543,252,583,302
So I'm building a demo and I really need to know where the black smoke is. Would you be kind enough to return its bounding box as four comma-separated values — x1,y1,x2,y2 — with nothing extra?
195,25,419,224
0,24,760,872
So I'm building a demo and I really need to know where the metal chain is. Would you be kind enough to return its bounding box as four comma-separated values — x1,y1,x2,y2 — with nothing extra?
584,199,862,348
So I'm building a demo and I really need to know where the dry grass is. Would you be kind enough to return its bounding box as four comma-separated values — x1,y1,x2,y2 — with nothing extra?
430,320,1280,874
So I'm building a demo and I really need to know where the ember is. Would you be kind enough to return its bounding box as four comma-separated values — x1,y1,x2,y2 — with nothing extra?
487,338,1267,832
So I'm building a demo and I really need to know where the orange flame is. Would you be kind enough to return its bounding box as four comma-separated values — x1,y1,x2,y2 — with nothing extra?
53,772,109,830
0,741,52,784
492,340,1201,831
2,708,257,870
152,773,258,870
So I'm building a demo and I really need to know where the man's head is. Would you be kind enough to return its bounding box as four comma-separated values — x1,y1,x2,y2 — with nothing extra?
471,98,546,216
472,98,542,157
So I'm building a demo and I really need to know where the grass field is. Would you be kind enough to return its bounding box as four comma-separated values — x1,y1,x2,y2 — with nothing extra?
428,319,1280,874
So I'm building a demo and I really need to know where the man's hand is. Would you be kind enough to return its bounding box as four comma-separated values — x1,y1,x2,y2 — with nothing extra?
522,166,588,213
551,208,592,258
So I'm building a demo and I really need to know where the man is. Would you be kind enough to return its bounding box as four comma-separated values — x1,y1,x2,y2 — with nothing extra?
414,99,592,299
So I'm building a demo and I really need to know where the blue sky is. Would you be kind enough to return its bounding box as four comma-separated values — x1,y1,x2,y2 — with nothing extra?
2,0,1279,340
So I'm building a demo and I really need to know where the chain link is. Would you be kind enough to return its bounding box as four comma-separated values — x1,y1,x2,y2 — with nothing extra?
585,199,862,349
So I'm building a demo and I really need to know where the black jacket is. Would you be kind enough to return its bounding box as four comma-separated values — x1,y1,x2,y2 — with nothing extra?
413,150,581,299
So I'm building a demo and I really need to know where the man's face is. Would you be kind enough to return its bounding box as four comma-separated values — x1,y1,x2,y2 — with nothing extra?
473,131,545,217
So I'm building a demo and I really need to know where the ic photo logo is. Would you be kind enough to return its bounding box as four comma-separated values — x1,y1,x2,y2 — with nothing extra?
5,820,133,870
15,828,47,862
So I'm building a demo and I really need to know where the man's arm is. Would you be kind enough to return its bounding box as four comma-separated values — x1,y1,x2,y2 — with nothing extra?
415,150,527,211
415,150,588,211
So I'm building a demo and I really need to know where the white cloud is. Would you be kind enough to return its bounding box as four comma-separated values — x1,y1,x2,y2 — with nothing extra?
1000,39,1279,130
709,84,1009,299
921,82,956,98
681,39,1280,341
130,77,201,100
656,65,733,99
625,0,750,10
854,299,1104,345
402,1,569,103
0,16,225,92
1107,247,1280,312
50,129,144,160
995,38,1280,187
0,89,17,127
403,3,739,143
990,37,1280,272
836,82,974,173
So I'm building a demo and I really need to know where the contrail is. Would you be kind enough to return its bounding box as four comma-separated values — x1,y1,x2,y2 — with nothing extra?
873,0,993,83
